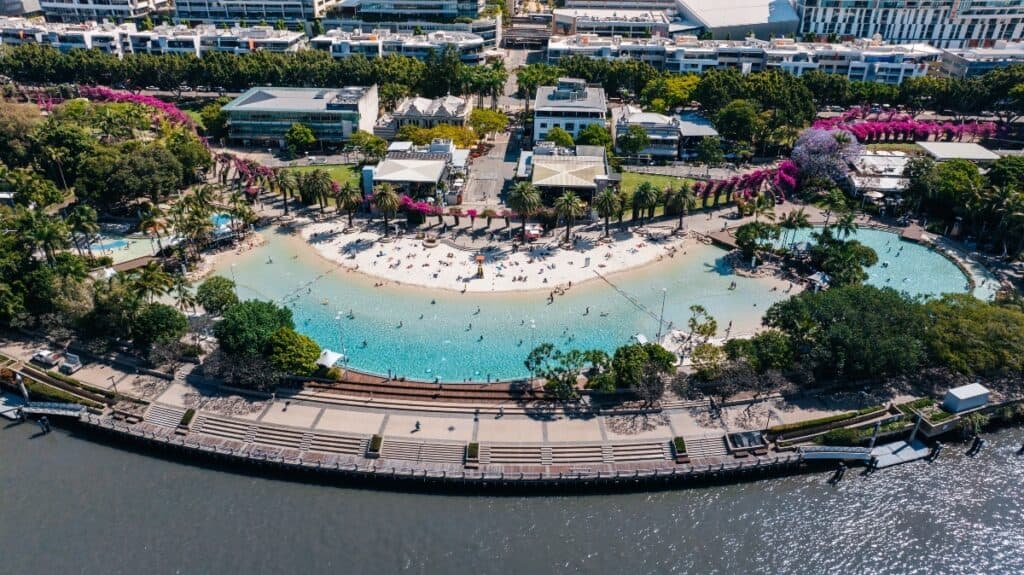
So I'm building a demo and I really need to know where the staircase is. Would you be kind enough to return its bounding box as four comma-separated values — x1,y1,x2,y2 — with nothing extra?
380,439,466,464
477,444,543,465
683,435,729,459
143,404,186,429
192,415,250,442
308,433,368,455
611,441,672,462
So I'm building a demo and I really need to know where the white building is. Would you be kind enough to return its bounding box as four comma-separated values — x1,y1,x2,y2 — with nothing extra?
40,0,169,22
174,0,341,25
311,29,485,63
2,0,39,16
939,40,1024,78
794,0,1024,50
562,0,677,10
676,0,798,40
127,25,305,56
0,17,133,54
612,107,682,160
533,77,607,144
356,0,483,20
221,86,379,146
552,9,671,38
547,34,939,85
375,95,472,138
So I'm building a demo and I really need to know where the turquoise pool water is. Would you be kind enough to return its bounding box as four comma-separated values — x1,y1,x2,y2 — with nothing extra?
216,227,976,381
89,236,128,251
211,213,232,228
787,227,971,299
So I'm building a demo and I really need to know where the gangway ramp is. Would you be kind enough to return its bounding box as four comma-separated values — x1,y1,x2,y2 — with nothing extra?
799,445,873,461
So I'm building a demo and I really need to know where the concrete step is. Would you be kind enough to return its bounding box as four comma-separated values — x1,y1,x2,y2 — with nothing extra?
308,433,367,455
684,435,729,458
144,404,185,429
381,439,465,465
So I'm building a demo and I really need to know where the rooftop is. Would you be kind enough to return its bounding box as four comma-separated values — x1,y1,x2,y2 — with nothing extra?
530,147,608,189
917,141,1001,162
551,8,670,23
222,87,373,113
534,78,607,112
676,0,798,29
373,158,447,183
677,112,718,137
393,95,468,118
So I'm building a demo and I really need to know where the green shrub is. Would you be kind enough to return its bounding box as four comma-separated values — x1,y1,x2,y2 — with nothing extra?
819,427,859,446
896,398,934,415
768,405,884,435
672,437,687,453
467,442,479,459
180,408,196,427
325,366,344,380
45,370,117,399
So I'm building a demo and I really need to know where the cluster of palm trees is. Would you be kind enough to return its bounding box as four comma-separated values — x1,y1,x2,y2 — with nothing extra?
267,169,363,224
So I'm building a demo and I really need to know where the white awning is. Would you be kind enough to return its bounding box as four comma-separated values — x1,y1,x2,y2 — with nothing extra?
316,349,345,368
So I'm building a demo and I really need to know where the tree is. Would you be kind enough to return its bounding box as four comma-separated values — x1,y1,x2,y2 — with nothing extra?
523,343,596,400
734,221,780,260
214,299,294,356
575,123,612,147
267,327,321,376
337,182,362,228
593,188,620,238
723,330,793,373
198,99,230,140
350,130,388,162
686,304,717,343
764,285,928,381
3,167,63,208
695,136,724,169
553,190,585,243
986,156,1024,189
468,108,508,138
631,181,660,224
616,124,650,158
507,181,541,238
924,294,1024,377
608,342,676,406
372,183,400,236
641,74,700,111
692,68,745,115
715,99,762,144
544,126,575,149
691,343,725,381
129,261,174,303
65,204,99,258
666,182,697,231
196,276,238,316
133,303,188,350
285,123,316,153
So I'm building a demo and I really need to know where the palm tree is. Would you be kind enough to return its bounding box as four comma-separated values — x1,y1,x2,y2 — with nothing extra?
131,261,174,303
301,169,333,214
632,182,660,225
229,192,256,235
191,185,218,217
752,194,776,223
372,183,400,236
835,211,858,239
66,204,99,258
553,190,585,244
139,203,167,254
173,274,197,313
507,181,541,240
275,169,296,216
667,182,697,232
336,182,363,229
821,188,848,227
593,188,620,238
778,207,810,247
19,210,69,265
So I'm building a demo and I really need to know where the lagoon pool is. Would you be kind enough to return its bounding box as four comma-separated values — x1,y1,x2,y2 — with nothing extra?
211,213,232,228
214,227,980,382
787,227,981,299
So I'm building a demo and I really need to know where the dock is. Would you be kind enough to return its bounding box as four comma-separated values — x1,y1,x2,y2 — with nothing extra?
870,439,931,468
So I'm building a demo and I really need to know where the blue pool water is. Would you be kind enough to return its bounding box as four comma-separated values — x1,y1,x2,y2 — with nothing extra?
787,227,970,299
217,228,974,381
211,213,232,228
89,236,128,251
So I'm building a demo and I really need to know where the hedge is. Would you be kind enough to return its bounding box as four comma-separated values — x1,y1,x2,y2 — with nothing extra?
46,370,118,400
466,442,479,459
896,398,934,415
180,408,196,427
672,437,687,454
768,404,884,435
368,434,382,453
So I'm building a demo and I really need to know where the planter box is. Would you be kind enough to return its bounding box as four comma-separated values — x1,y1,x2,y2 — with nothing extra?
674,454,690,464
366,434,382,459
465,442,479,468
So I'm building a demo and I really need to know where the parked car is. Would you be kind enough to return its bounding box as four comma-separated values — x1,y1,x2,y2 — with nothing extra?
59,353,83,375
31,349,62,368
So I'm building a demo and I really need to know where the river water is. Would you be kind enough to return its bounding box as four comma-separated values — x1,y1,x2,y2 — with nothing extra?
2,424,1023,574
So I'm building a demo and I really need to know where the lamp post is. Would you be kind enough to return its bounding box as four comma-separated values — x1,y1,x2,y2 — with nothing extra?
656,287,667,341
230,263,238,298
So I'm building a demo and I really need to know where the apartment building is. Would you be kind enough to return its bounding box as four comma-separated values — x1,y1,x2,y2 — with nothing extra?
174,0,340,26
40,0,168,22
533,77,607,143
794,0,1024,49
221,85,379,146
127,25,305,56
310,29,485,63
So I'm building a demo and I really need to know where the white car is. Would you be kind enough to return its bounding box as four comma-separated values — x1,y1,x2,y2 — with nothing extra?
31,349,62,367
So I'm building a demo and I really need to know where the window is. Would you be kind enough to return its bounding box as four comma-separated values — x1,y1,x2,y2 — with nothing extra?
539,122,547,128
565,123,575,131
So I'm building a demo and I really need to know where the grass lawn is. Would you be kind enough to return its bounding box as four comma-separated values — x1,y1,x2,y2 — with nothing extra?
619,171,694,195
285,164,362,188
865,142,923,154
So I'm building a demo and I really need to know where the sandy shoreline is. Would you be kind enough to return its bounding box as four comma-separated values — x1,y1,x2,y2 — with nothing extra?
297,220,705,294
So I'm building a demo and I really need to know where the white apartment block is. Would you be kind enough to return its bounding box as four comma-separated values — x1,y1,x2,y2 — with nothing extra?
939,40,1024,77
356,0,484,19
547,34,941,85
795,0,1024,50
174,0,340,25
127,25,305,56
310,29,485,63
322,17,501,47
552,9,671,38
0,17,133,54
562,0,678,10
533,77,607,143
40,0,168,22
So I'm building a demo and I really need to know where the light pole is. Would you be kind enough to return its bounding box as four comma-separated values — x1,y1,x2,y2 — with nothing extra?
230,263,238,298
656,287,667,341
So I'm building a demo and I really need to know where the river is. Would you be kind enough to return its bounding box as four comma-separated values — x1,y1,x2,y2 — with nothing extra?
2,424,1023,574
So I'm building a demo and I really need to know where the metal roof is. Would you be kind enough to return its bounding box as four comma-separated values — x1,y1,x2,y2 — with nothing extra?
917,141,1001,162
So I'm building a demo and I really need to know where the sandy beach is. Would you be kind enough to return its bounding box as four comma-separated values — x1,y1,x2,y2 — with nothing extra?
297,220,701,293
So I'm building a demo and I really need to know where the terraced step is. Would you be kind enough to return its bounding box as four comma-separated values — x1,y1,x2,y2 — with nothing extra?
684,435,729,458
144,404,186,429
480,444,544,465
308,433,367,455
254,426,306,449
611,442,671,462
193,415,251,441
550,445,603,464
380,439,465,464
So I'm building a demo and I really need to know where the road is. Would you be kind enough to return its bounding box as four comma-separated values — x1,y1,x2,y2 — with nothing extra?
462,127,523,208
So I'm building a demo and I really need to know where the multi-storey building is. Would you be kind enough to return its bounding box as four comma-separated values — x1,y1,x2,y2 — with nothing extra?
322,16,501,47
221,85,379,146
939,40,1024,77
2,0,39,16
794,0,1024,49
0,17,132,54
612,107,683,160
562,0,677,10
552,9,671,38
533,77,607,143
40,0,168,22
310,29,485,63
127,25,305,56
174,0,340,26
547,34,941,85
356,0,483,20
374,95,472,138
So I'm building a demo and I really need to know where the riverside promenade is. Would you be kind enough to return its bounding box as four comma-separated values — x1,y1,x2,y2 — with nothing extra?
0,340,828,490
